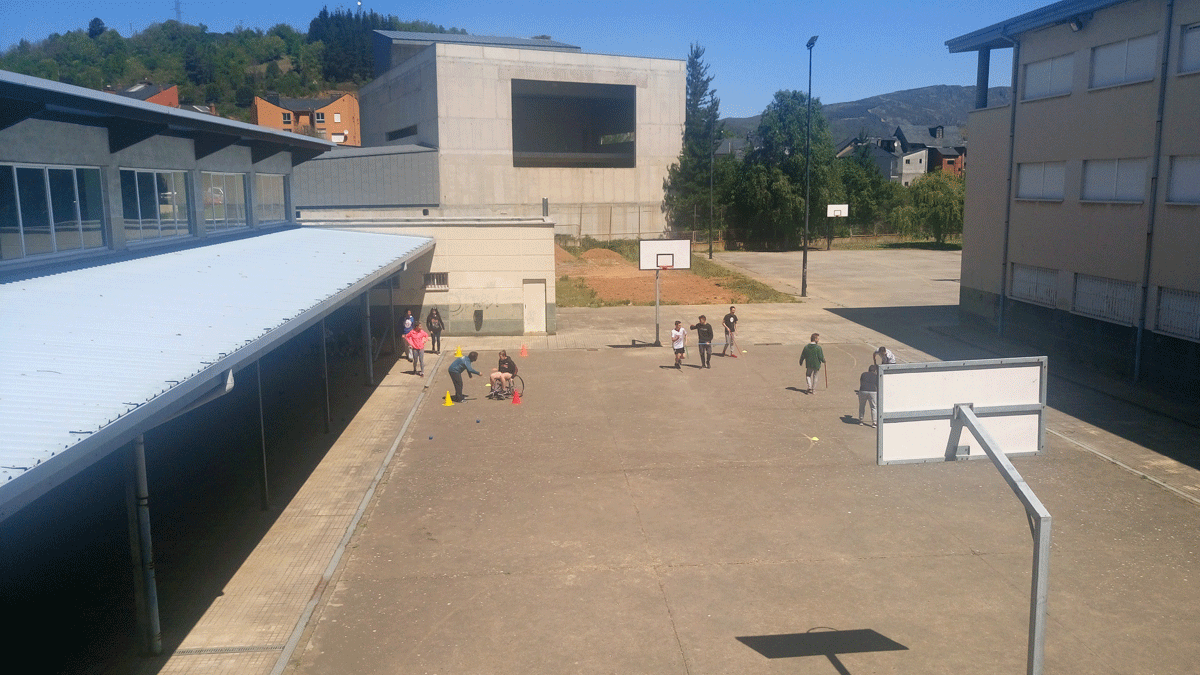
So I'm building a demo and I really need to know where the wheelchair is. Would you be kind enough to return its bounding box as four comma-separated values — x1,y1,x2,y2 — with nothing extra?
486,373,524,400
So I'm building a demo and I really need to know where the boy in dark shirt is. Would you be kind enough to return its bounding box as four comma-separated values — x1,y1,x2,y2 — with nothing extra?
690,315,714,368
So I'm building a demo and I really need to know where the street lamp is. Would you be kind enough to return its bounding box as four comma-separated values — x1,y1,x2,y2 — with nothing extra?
709,117,715,259
802,34,817,298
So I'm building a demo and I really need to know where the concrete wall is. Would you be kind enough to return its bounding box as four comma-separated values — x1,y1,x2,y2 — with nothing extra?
434,44,684,239
359,47,440,149
299,215,556,336
358,42,685,240
957,0,1200,386
292,148,440,208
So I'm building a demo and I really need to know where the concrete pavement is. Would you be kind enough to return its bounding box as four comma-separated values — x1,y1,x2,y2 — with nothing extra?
278,249,1200,674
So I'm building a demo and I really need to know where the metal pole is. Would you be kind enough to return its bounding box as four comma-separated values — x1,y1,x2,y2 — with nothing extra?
389,278,398,357
654,269,661,346
320,318,330,434
952,404,1050,675
361,291,373,386
256,360,270,511
802,35,818,297
125,453,149,651
132,435,162,655
709,119,715,260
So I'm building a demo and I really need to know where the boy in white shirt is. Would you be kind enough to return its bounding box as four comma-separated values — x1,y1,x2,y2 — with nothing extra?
671,321,687,369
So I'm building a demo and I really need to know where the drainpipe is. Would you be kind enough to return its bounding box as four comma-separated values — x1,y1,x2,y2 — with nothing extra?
1134,0,1175,382
997,32,1021,338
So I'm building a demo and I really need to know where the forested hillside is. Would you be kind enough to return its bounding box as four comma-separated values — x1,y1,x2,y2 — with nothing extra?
0,7,465,121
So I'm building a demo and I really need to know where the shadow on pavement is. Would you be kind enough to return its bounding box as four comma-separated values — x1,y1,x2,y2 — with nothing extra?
737,628,909,662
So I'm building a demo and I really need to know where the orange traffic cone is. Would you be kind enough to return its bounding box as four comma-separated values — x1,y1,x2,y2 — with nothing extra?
443,391,454,406
520,344,528,357
511,389,521,405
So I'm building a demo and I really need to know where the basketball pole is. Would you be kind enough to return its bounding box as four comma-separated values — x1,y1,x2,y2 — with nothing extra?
654,268,661,346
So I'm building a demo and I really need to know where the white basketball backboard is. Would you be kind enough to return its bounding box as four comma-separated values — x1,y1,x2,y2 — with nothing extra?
638,239,692,270
876,357,1047,464
827,204,849,218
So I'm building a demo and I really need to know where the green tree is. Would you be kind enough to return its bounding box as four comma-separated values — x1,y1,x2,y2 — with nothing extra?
903,171,964,243
663,44,726,236
88,18,107,39
731,89,836,249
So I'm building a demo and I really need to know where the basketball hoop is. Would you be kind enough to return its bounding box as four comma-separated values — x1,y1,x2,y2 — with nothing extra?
658,265,673,271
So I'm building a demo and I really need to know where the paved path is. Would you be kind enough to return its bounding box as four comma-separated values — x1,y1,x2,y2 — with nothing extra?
139,249,1200,675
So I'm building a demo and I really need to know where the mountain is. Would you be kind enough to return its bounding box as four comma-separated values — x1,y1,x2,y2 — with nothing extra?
722,84,1013,145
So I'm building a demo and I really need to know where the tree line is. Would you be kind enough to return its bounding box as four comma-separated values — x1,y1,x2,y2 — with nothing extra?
664,45,964,248
0,7,465,121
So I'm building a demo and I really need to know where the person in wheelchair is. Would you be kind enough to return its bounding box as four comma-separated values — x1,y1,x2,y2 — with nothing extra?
488,350,518,398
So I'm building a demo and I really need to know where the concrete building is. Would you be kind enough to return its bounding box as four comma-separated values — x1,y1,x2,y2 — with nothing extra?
947,0,1200,389
352,30,685,239
253,92,362,146
836,125,965,184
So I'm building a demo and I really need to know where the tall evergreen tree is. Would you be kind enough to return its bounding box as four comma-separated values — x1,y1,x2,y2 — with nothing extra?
663,44,725,234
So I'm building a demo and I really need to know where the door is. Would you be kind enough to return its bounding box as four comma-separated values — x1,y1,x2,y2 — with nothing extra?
523,279,546,334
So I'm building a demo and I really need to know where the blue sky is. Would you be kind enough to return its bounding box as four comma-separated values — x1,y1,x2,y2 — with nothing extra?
2,0,1048,117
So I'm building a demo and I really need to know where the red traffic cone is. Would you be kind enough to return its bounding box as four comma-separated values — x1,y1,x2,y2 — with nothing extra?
520,344,528,357
511,389,521,405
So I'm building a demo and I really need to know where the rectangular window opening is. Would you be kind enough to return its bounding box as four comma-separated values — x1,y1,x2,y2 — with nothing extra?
511,79,636,168
282,112,292,125
424,272,449,290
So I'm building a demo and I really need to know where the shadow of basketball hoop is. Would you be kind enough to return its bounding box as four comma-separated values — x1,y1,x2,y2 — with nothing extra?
737,628,907,674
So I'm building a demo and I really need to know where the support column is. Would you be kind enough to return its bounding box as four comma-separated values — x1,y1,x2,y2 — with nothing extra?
256,360,270,510
362,291,374,386
389,278,398,356
975,48,992,109
321,318,331,434
127,435,162,655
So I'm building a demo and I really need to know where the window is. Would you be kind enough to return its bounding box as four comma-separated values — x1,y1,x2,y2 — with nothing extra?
511,79,636,168
334,112,342,123
120,170,190,242
316,112,325,124
1016,162,1065,200
1182,24,1200,74
1024,53,1074,99
386,125,418,142
424,272,449,290
1082,158,1146,202
1074,274,1139,325
1,164,107,261
331,133,345,144
1011,264,1058,307
201,172,247,231
1167,156,1200,203
281,112,292,125
905,159,911,164
1156,287,1200,340
254,174,286,224
1091,34,1157,88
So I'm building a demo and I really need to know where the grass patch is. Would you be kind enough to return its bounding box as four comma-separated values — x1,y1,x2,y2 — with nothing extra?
555,275,602,308
691,255,797,303
829,236,962,251
882,240,962,251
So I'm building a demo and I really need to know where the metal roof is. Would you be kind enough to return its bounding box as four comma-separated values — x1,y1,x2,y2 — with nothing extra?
0,69,335,157
0,227,433,521
374,30,581,52
945,0,1131,52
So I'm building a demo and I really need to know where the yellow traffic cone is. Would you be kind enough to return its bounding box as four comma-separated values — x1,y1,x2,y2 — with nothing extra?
454,346,463,357
443,391,454,406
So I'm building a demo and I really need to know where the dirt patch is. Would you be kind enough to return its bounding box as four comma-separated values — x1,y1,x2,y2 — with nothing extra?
555,245,576,264
558,245,745,305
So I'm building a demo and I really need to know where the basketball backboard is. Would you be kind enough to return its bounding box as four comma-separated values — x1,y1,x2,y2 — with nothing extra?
827,204,849,218
876,357,1047,464
638,239,692,270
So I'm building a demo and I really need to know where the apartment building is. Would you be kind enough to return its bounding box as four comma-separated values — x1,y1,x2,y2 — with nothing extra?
947,0,1200,388
252,92,361,146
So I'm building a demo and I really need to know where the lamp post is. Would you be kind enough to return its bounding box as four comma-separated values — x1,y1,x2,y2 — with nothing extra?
802,34,817,298
709,117,715,259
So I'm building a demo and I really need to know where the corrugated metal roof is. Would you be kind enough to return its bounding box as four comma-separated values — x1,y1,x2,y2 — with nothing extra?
0,227,433,521
375,30,581,51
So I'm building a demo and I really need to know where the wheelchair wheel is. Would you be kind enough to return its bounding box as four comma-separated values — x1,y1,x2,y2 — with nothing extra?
509,374,524,396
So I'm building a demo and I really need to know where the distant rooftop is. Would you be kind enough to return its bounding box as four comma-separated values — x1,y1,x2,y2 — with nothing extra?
373,30,582,77
375,30,580,51
114,82,174,102
261,93,348,112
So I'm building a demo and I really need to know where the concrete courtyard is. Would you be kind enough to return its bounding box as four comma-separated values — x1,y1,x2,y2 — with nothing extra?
279,249,1200,675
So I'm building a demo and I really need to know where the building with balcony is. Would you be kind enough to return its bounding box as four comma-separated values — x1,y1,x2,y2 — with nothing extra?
947,0,1200,389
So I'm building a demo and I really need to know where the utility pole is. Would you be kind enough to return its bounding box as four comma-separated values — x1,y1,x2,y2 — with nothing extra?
802,35,818,298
